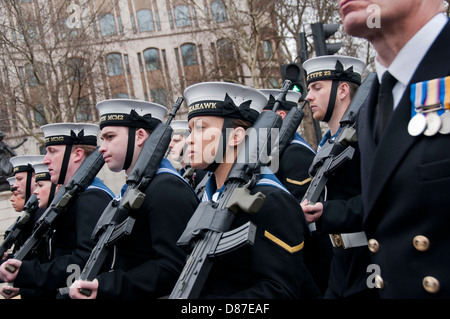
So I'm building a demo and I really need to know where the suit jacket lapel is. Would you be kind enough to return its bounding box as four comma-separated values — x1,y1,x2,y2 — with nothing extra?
365,20,450,214
356,77,379,182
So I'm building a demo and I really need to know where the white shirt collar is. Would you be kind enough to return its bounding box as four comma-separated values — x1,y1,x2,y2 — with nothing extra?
375,13,448,108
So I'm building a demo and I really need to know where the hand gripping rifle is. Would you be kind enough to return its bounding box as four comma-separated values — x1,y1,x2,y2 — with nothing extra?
5,147,105,273
0,194,39,257
301,73,376,231
169,81,291,299
76,97,183,297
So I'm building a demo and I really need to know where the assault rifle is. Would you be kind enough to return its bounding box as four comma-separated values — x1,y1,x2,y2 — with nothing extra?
301,73,376,231
76,97,183,297
169,80,291,299
0,194,39,257
5,147,105,273
272,99,307,159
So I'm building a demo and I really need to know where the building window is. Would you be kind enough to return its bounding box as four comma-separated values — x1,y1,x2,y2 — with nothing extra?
217,38,233,59
181,43,197,66
174,5,191,28
115,93,129,99
263,40,273,59
26,64,38,86
75,99,93,122
143,48,161,71
34,104,47,127
211,0,227,22
151,88,167,106
137,9,154,32
67,58,84,82
106,53,123,76
99,13,117,37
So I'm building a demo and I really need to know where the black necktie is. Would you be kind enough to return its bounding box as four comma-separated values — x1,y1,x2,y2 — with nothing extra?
375,71,398,142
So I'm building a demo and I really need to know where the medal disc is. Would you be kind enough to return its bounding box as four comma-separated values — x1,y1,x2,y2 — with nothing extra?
424,112,442,136
439,111,450,134
407,113,427,136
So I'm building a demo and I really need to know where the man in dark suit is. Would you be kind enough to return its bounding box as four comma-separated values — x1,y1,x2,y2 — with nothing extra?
338,0,450,298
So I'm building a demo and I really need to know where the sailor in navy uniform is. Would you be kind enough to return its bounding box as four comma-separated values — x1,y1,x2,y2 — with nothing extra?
169,120,208,193
7,155,46,253
32,162,58,210
6,176,24,213
301,55,378,299
69,99,199,299
182,81,311,298
260,89,329,296
0,123,114,298
339,0,450,298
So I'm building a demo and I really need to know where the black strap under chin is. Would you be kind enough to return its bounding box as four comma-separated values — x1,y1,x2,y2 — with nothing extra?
57,145,73,185
123,127,136,171
323,80,339,123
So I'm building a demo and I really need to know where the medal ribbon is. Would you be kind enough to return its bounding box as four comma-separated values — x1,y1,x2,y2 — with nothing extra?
441,76,450,111
411,76,450,116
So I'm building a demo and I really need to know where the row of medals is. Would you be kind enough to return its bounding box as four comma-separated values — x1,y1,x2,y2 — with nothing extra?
408,105,450,136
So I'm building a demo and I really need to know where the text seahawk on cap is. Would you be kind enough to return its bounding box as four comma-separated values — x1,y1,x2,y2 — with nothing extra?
184,81,267,123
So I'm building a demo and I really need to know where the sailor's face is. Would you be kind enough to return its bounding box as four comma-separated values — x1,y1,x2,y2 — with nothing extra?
43,145,66,184
13,172,30,199
99,126,129,173
10,190,25,212
305,80,333,121
169,134,186,162
34,180,53,209
186,116,224,169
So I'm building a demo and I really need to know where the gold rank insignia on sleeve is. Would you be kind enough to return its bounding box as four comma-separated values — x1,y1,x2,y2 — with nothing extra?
264,230,304,254
286,177,312,186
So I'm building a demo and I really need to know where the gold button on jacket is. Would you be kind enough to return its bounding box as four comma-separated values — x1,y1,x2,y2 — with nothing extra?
422,276,440,294
413,235,430,251
368,238,379,253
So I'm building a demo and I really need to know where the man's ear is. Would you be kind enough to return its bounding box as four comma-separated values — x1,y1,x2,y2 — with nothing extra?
135,128,149,147
277,110,287,120
228,126,246,147
338,82,350,101
72,147,85,164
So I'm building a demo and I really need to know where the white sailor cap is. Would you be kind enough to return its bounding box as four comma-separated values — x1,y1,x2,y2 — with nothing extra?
260,89,302,111
96,99,167,130
303,55,366,85
32,163,51,182
40,123,99,147
10,155,45,174
7,176,16,190
184,82,267,123
170,120,190,136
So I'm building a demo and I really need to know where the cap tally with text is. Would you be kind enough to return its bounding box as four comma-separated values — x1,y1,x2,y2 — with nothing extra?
40,123,99,147
260,89,301,111
10,155,45,174
303,55,366,86
184,82,267,123
96,99,167,130
33,163,51,182
170,120,190,136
